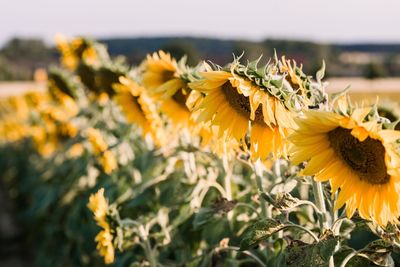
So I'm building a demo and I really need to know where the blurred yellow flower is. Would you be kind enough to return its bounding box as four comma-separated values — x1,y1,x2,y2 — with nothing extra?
88,188,109,225
86,128,108,155
99,150,117,175
113,77,165,146
88,188,115,264
95,228,115,264
142,50,194,127
67,143,84,158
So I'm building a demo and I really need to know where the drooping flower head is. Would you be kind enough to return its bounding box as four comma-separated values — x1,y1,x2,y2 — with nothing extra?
142,51,203,127
290,106,400,226
189,54,326,160
55,34,101,70
113,76,165,146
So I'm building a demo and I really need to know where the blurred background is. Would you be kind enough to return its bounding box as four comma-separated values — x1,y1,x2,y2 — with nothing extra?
1,0,400,266
0,0,400,98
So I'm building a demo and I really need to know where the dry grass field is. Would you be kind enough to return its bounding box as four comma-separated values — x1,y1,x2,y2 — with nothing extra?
0,78,399,102
326,77,400,103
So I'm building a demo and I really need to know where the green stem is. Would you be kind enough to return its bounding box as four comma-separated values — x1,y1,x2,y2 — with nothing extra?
254,159,268,218
311,178,329,230
143,239,157,267
222,144,232,200
218,246,267,267
339,250,359,267
311,178,334,266
284,223,319,242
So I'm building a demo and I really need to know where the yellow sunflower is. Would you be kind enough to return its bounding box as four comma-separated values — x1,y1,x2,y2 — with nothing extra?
88,188,109,226
99,151,118,175
142,50,199,127
55,34,99,70
86,128,118,174
290,108,400,226
88,188,115,264
189,61,298,159
95,228,115,264
113,77,165,146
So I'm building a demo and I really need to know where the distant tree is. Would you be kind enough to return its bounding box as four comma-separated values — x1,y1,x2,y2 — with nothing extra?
160,41,201,66
232,42,269,63
363,62,387,79
0,56,32,80
0,38,56,81
1,38,53,64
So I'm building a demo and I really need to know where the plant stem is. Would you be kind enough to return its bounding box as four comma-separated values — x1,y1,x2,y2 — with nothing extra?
311,178,334,266
144,239,157,267
138,225,157,267
311,178,329,229
222,143,232,200
339,250,358,267
284,223,319,242
218,246,267,267
254,159,268,218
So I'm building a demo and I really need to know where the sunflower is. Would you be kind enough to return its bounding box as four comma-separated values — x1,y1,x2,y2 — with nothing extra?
189,58,307,159
55,34,99,70
95,228,115,264
88,188,109,226
290,108,400,226
99,151,118,175
0,96,32,142
377,100,400,130
142,51,200,127
113,77,165,146
88,188,115,264
86,128,118,174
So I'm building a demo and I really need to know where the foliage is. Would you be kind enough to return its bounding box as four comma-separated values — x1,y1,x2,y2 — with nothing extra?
1,37,400,267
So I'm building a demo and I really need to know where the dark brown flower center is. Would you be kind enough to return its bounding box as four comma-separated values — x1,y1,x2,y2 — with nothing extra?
221,82,264,123
377,108,400,130
285,75,300,90
327,127,389,184
172,88,190,110
161,70,175,83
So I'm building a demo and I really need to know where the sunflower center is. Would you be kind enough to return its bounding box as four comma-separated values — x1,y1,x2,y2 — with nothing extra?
161,70,175,83
221,82,264,123
172,89,189,109
327,127,389,185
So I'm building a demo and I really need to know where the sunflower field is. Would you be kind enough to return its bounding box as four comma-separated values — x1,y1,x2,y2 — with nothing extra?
2,36,400,267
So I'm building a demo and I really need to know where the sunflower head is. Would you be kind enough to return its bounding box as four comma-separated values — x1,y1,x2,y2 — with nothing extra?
48,68,79,100
55,35,102,70
142,50,180,91
189,54,327,159
95,228,115,264
142,50,203,127
113,77,165,146
377,100,400,130
88,188,109,224
88,188,115,264
290,106,400,226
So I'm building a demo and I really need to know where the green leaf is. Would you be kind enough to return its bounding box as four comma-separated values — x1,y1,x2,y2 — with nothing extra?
360,240,393,266
285,232,338,267
240,219,285,250
193,207,215,230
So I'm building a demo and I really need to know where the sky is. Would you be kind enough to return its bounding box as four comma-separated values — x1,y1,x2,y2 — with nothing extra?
1,0,400,46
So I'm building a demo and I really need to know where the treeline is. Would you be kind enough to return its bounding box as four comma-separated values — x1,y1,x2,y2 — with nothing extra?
1,36,400,81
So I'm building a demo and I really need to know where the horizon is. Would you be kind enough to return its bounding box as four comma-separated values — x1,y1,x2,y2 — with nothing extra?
3,34,400,49
1,0,400,47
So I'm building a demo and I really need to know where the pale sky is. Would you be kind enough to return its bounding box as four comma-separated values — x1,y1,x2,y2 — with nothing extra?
1,0,400,46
